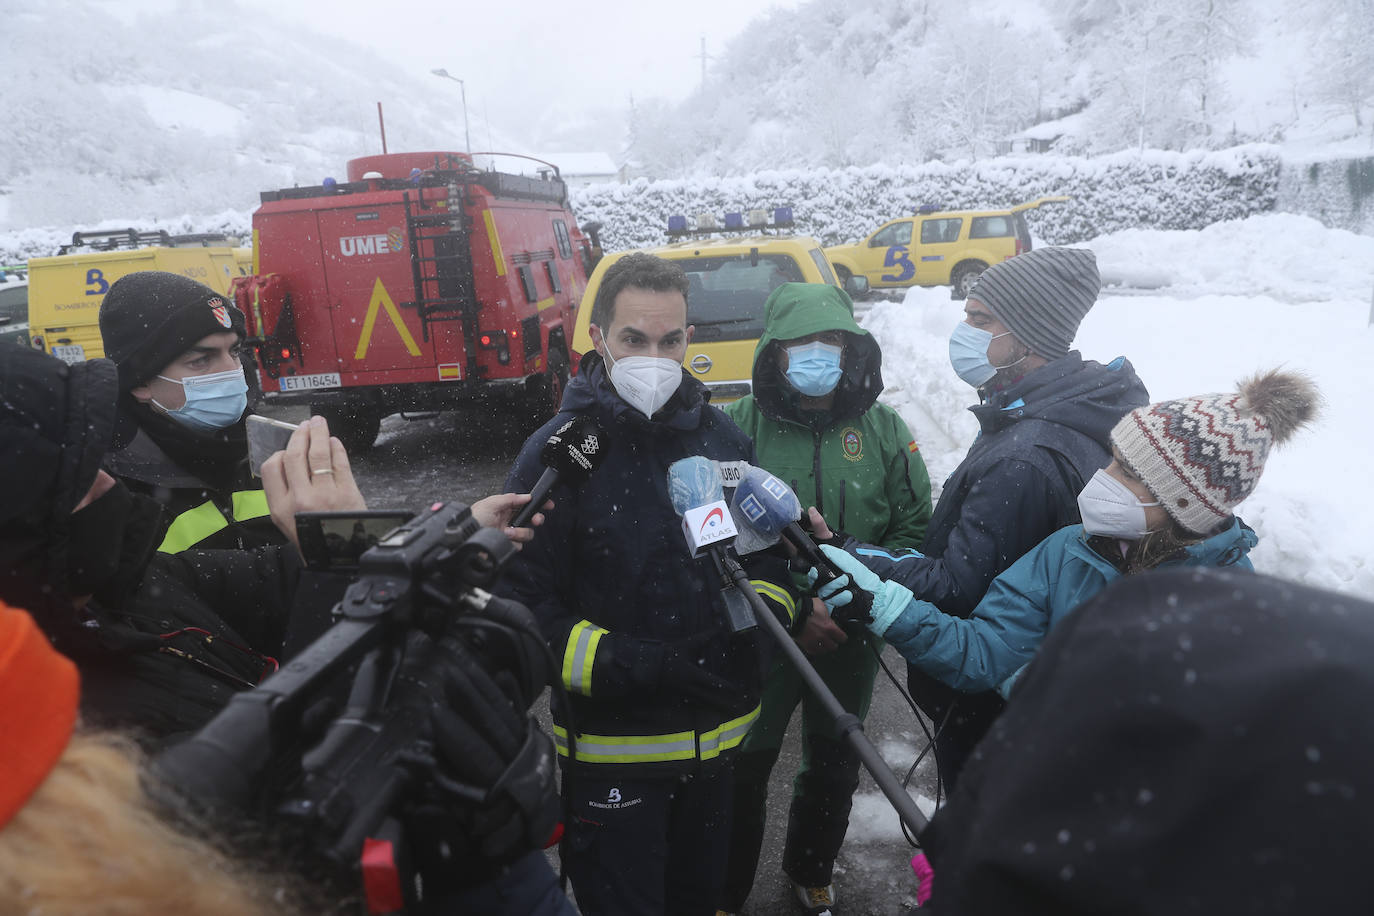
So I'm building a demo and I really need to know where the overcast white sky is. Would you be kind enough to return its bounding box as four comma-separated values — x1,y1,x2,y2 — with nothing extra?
236,0,804,119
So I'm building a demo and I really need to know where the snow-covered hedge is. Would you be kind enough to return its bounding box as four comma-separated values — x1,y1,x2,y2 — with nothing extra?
0,146,1283,268
1278,156,1374,236
570,145,1282,252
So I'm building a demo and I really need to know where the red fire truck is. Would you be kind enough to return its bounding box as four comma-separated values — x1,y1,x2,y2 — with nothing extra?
232,150,598,449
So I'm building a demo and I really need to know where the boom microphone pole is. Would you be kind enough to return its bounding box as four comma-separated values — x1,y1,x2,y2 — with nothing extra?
716,547,929,835
668,458,928,835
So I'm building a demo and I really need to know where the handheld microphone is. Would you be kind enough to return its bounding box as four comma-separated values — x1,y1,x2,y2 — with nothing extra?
666,456,754,633
667,455,739,555
729,466,873,621
511,415,606,529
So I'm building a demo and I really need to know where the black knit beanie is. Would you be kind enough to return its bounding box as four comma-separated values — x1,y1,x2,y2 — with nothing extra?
99,271,245,392
967,247,1100,360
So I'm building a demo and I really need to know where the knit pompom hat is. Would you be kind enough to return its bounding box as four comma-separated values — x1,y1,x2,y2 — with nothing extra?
1110,369,1322,535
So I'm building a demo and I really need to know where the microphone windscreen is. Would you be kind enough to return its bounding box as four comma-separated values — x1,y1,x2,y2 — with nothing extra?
730,466,802,542
667,456,724,517
539,415,606,483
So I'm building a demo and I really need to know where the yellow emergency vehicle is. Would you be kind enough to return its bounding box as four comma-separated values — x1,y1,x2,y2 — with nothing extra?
28,230,250,363
824,196,1071,299
571,208,860,404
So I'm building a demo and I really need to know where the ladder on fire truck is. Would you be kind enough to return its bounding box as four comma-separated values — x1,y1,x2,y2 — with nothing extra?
400,160,572,376
401,173,481,372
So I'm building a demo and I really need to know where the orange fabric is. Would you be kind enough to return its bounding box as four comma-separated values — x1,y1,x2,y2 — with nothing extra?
0,600,79,828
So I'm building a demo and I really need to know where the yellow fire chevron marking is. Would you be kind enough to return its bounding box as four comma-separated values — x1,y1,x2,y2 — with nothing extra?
354,277,421,359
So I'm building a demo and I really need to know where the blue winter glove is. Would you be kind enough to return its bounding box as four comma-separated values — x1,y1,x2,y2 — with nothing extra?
810,545,917,637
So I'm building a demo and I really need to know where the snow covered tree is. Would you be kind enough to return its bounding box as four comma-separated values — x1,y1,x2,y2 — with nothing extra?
914,8,1051,160
1305,0,1374,133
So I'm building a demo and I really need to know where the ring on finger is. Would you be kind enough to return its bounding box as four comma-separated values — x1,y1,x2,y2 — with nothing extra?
312,468,334,476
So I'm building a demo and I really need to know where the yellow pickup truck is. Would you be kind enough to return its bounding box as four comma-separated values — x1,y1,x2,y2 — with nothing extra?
28,230,250,363
824,196,1070,299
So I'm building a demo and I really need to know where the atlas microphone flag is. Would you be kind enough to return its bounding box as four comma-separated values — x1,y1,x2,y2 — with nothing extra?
666,455,739,557
666,456,754,632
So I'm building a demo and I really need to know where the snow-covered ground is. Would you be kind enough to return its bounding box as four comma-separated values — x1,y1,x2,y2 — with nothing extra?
865,212,1374,600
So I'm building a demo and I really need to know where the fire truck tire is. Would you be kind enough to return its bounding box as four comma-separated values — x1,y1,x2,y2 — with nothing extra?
525,346,570,424
315,406,382,453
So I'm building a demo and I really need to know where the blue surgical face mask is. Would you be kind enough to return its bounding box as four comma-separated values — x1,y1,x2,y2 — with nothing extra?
153,368,249,430
948,321,1015,388
784,341,844,397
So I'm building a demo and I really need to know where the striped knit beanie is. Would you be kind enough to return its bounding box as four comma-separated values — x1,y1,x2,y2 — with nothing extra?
968,247,1100,360
1110,370,1321,535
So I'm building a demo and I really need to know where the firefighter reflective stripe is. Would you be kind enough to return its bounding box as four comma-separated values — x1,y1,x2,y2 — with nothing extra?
157,490,271,553
562,620,609,695
483,211,507,277
355,278,421,359
700,707,760,760
552,706,760,763
751,579,797,625
231,489,270,523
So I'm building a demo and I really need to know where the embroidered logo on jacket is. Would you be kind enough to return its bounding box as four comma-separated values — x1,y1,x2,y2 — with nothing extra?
841,428,863,462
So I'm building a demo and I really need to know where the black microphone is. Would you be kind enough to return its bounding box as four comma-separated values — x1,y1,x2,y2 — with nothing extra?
510,415,606,529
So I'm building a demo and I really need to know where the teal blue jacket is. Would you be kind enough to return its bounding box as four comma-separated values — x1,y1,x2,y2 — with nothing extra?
878,518,1257,698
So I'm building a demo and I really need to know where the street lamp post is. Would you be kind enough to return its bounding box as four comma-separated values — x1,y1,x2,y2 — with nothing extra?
430,68,471,154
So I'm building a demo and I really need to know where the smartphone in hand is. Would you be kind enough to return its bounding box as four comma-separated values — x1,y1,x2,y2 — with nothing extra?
246,414,300,477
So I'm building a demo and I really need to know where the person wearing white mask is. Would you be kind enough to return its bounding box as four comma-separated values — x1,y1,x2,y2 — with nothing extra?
99,272,280,553
500,253,798,916
810,369,1320,707
821,246,1150,792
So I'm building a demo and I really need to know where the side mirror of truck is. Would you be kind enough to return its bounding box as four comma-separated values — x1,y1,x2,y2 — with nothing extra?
844,274,869,298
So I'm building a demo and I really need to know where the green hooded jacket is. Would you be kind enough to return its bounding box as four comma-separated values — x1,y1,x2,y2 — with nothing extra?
724,283,931,550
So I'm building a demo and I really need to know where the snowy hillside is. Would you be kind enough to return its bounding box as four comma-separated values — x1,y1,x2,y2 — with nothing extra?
628,0,1374,176
0,0,511,231
3,0,1371,234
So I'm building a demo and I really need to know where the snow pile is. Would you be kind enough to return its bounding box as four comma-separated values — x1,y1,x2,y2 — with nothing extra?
1091,212,1374,299
864,214,1374,598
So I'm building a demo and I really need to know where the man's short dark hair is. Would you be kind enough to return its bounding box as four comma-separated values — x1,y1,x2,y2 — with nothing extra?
590,253,690,329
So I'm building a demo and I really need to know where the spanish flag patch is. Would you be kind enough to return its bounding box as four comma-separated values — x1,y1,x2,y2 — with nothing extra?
907,440,919,453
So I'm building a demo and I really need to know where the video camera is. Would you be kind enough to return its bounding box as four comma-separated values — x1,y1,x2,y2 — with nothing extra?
154,500,555,911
